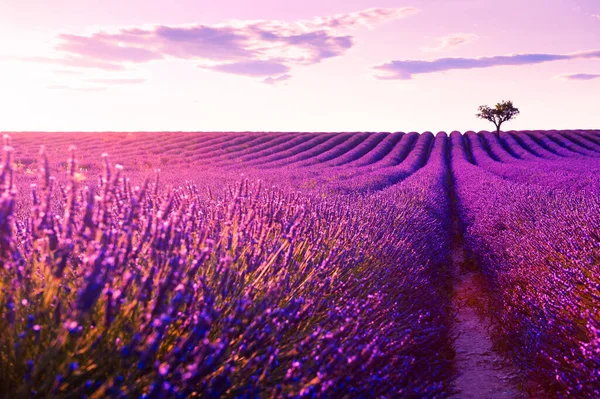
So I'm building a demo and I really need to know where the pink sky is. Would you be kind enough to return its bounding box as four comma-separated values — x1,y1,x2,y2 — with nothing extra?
0,0,598,132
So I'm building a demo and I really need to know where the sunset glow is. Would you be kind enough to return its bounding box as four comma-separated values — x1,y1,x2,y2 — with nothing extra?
0,0,598,131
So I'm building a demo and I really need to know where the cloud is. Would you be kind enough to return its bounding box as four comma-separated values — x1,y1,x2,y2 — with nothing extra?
372,49,600,80
263,74,292,85
573,49,600,58
199,60,290,77
149,25,255,60
306,7,420,29
556,73,600,81
18,56,126,71
421,33,478,52
593,14,600,20
18,7,417,81
57,34,163,63
52,22,354,68
87,78,146,85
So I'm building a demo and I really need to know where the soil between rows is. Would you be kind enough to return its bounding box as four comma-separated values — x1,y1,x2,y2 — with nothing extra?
450,242,523,398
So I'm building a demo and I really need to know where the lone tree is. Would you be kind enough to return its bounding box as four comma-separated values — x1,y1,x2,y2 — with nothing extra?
476,100,520,137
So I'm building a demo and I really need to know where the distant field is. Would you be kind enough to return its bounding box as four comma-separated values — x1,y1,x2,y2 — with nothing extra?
0,130,599,398
6,130,600,187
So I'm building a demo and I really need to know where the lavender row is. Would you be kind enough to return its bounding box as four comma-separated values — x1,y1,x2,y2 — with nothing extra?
0,139,455,397
450,131,600,397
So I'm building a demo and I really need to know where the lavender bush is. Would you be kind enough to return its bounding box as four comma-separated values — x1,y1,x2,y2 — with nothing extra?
0,135,454,398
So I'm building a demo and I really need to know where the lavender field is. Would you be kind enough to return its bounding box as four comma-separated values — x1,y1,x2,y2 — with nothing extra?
1,130,599,398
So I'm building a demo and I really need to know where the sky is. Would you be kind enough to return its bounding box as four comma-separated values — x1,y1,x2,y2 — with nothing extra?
0,0,599,132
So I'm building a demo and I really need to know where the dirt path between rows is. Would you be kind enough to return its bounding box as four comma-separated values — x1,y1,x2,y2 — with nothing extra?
450,243,523,398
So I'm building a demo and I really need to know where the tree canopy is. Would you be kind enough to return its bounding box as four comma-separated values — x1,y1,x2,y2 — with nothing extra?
476,101,520,135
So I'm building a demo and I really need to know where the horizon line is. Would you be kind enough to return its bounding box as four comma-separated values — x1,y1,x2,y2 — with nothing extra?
1,129,599,135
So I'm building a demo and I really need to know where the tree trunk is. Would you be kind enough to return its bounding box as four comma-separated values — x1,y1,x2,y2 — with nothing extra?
495,125,501,138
